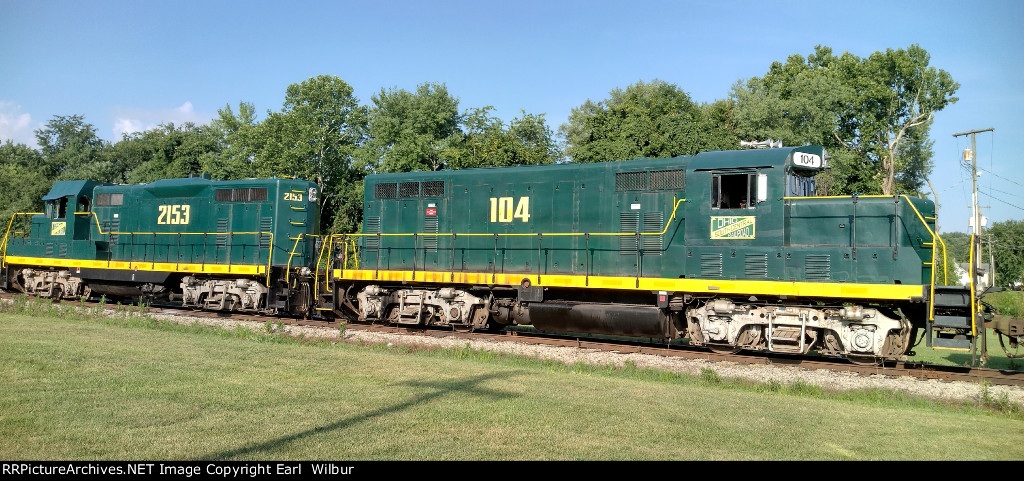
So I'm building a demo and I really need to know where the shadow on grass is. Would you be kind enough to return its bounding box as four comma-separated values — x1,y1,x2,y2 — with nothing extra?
202,370,524,460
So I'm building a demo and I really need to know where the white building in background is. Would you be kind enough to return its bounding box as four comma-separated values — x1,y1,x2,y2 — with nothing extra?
954,262,991,289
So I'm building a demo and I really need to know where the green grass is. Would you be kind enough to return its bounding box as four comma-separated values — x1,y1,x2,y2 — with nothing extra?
986,290,1024,318
1,297,1023,460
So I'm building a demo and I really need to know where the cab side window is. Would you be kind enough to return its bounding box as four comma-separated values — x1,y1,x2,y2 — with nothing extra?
712,173,757,209
47,197,68,219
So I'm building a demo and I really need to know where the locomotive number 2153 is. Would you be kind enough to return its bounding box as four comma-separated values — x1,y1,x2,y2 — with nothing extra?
157,204,191,225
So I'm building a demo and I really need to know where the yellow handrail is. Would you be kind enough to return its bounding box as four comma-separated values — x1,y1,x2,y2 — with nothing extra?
1,212,43,268
4,211,277,285
898,195,948,321
338,198,688,240
969,234,977,335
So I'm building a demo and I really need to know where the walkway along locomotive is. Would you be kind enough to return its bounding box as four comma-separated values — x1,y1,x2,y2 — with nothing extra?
2,146,1020,362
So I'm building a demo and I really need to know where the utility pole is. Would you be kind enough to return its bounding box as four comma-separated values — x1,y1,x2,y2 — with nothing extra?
953,128,993,239
953,127,994,365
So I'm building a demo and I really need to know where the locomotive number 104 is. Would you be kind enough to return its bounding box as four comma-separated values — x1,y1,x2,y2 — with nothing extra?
489,196,531,223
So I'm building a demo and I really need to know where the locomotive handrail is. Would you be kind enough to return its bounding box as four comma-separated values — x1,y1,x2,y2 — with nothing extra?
283,233,322,283
969,234,979,337
314,234,333,297
0,211,284,285
898,194,949,322
1,212,44,267
325,198,688,288
336,198,688,240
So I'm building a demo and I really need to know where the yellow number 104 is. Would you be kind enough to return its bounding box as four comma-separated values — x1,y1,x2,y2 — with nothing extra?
489,197,530,223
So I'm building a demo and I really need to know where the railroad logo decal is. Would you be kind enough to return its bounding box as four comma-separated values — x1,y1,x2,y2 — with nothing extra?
710,216,755,239
50,221,66,236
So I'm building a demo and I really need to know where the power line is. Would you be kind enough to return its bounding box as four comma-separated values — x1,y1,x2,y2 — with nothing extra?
977,166,1024,188
979,190,1024,212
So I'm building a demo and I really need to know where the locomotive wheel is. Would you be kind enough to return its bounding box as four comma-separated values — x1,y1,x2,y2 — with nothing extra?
847,355,883,366
998,332,1024,359
706,343,742,355
385,305,401,323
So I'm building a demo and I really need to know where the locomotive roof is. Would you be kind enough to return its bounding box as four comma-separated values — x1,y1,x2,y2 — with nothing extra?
365,146,826,181
42,180,109,200
92,176,308,191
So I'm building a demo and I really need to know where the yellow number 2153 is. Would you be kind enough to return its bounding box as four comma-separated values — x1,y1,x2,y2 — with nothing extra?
157,204,191,225
489,197,530,223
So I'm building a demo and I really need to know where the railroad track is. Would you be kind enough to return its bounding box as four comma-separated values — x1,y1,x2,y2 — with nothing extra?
141,301,1024,389
5,292,1024,389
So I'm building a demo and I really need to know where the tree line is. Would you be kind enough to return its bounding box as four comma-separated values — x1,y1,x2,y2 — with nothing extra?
4,44,1019,285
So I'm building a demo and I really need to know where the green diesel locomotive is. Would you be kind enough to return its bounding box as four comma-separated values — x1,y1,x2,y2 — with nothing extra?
1,176,320,316
329,145,986,362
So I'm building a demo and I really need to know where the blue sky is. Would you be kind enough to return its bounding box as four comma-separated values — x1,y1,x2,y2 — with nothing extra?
1,0,1021,233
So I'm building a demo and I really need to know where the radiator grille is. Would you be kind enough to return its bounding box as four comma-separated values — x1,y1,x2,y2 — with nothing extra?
701,254,723,277
216,218,228,248
422,181,445,197
423,216,438,253
399,182,419,198
619,212,639,254
650,169,684,190
615,172,647,191
642,211,664,256
215,188,267,202
805,255,831,281
259,217,273,249
745,254,768,278
374,183,397,199
364,216,381,250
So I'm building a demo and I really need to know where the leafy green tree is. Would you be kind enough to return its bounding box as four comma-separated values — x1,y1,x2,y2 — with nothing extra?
731,45,958,196
0,140,49,228
989,221,1024,287
731,48,852,149
364,82,460,173
503,111,561,166
445,106,505,169
695,100,742,152
252,75,369,233
934,231,971,285
205,102,259,180
852,45,958,194
560,79,703,163
34,115,111,181
104,123,222,184
445,107,561,169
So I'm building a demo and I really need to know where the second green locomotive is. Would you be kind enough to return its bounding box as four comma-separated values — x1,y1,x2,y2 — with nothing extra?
1,176,320,316
330,145,958,361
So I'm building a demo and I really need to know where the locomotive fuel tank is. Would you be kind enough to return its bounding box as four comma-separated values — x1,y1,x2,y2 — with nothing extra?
527,302,671,338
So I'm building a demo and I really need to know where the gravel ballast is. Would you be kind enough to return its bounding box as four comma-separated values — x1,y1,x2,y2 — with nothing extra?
149,310,1024,408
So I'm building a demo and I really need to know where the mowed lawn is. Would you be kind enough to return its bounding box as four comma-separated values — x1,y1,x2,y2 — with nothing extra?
1,310,1022,461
